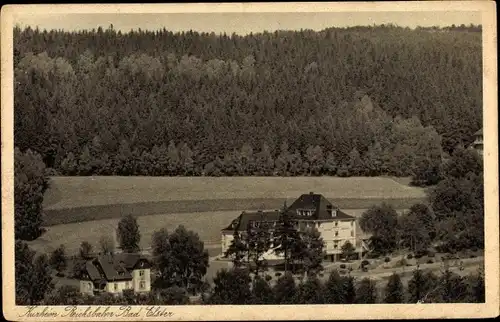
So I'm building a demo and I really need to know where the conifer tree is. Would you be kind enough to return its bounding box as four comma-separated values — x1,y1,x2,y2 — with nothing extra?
224,230,248,268
384,273,404,303
324,270,346,304
356,277,377,303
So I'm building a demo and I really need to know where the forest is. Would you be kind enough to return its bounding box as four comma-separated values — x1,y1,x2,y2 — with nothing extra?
13,24,482,177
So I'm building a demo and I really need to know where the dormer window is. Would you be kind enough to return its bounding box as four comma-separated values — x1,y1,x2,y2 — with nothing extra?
297,209,314,217
327,204,337,217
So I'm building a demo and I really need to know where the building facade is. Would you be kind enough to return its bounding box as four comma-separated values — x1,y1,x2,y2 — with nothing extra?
221,192,366,262
79,253,152,296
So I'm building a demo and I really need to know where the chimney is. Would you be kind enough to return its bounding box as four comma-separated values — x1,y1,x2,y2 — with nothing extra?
309,191,314,195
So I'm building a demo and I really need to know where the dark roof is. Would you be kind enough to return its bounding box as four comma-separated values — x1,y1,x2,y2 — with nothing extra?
474,128,483,136
221,192,355,232
221,210,281,232
85,260,103,281
83,253,151,282
286,192,355,220
96,255,133,281
113,253,143,270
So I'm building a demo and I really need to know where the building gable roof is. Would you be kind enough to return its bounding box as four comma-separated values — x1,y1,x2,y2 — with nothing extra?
96,255,133,281
222,210,281,232
85,260,104,281
221,192,355,232
83,253,151,282
286,192,355,220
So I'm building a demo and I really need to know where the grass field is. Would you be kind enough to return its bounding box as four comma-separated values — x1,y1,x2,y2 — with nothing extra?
28,208,401,257
31,176,424,256
42,176,427,226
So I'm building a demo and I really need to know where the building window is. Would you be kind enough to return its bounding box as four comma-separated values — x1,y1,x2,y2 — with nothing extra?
114,283,118,291
139,270,144,277
335,221,338,227
351,231,354,237
335,231,339,237
140,281,146,289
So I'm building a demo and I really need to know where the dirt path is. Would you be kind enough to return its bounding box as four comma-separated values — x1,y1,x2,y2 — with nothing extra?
321,256,484,282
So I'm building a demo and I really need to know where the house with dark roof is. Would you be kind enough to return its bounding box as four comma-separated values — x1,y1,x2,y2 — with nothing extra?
78,253,152,295
472,128,483,156
221,192,367,262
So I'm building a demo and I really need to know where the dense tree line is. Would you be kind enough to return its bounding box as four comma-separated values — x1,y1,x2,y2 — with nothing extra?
14,25,481,176
14,148,49,240
360,147,484,255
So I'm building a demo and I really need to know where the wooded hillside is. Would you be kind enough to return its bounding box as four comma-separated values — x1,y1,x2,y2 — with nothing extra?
13,25,482,176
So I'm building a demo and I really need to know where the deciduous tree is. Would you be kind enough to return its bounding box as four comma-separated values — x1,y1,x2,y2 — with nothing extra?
49,244,67,276
273,272,297,304
117,214,141,253
208,268,252,304
359,203,398,255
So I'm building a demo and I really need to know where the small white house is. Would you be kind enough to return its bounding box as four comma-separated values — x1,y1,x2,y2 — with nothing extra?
78,253,152,296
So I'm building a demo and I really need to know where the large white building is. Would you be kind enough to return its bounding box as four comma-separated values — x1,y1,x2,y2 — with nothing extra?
221,192,368,262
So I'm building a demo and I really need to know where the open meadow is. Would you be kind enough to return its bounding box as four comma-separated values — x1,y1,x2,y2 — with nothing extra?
42,176,427,226
30,176,425,257
28,209,379,256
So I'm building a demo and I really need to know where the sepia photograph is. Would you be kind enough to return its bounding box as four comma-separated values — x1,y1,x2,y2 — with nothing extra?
1,2,498,320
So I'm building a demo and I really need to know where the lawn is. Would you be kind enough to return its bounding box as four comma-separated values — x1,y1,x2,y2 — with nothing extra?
42,176,426,226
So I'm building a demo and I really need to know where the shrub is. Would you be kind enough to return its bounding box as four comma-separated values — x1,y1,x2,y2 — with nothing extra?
318,273,324,277
384,257,391,263
427,259,434,264
470,254,476,258
407,254,413,259
275,272,282,277
366,253,380,259
361,260,370,266
340,264,346,269
339,269,347,275
265,275,272,282
415,249,427,258
427,251,435,258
